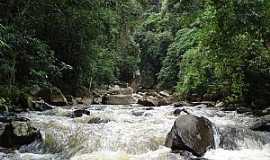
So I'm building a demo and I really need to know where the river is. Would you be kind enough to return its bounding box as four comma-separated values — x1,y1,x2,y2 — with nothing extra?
0,104,270,160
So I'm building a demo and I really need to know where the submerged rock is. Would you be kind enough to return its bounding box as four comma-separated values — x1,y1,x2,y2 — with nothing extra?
165,115,215,157
0,116,41,148
88,117,110,124
71,109,90,118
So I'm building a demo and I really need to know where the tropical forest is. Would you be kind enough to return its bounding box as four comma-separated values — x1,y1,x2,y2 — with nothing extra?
0,0,270,160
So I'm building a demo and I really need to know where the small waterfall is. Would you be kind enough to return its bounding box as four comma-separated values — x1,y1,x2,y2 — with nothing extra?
212,125,221,149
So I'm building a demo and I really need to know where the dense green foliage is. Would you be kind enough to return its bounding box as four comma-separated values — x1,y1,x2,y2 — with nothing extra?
1,0,270,107
135,0,270,106
0,0,143,96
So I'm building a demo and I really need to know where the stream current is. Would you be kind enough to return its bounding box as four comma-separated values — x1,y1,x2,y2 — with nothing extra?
0,104,270,160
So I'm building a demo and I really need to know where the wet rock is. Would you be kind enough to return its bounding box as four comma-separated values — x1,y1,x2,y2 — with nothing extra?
165,115,215,157
71,109,90,118
35,87,68,106
144,107,154,110
88,117,110,124
173,108,189,116
0,116,41,148
250,115,270,132
102,94,138,105
32,100,54,111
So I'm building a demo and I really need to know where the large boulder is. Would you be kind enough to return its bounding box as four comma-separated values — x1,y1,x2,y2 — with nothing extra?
35,87,68,106
165,115,215,157
0,116,41,148
102,94,138,105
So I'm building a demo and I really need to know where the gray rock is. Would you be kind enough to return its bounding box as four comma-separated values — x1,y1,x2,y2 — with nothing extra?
0,116,41,148
165,115,215,157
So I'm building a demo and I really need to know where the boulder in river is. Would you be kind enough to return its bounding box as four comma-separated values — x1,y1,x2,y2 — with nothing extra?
0,116,41,148
165,115,215,157
71,109,90,118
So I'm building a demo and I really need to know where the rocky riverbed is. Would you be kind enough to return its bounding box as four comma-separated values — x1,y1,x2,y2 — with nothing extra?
0,104,270,160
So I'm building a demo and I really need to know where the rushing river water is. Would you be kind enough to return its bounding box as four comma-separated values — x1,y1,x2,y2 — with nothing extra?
0,104,270,160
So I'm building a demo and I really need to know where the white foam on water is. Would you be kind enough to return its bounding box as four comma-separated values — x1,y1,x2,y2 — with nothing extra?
205,144,270,160
5,105,270,160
